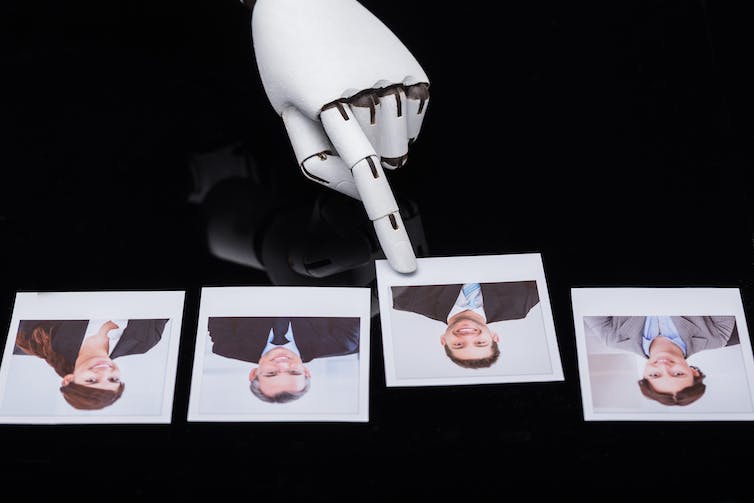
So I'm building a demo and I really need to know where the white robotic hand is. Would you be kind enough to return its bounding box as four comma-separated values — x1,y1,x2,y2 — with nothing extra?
249,0,430,273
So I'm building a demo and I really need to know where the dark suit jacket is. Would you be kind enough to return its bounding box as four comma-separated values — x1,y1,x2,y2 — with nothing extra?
15,319,168,363
391,281,540,324
207,316,360,363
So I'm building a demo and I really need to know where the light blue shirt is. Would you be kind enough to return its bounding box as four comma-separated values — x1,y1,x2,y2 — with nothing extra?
261,321,301,358
446,282,487,323
642,316,687,357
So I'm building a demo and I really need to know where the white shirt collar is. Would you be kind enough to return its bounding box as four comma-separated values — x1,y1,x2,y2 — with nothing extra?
261,321,301,357
84,319,129,356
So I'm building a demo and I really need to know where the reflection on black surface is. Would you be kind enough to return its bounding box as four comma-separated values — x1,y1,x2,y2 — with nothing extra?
1,0,753,496
188,142,428,315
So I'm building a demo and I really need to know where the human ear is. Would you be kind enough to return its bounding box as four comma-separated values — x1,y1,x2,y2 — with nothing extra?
61,374,73,386
249,368,257,381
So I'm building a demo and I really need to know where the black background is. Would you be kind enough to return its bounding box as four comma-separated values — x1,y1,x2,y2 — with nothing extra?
1,0,753,498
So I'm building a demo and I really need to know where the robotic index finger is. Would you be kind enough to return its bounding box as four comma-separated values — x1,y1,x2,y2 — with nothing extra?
320,103,416,273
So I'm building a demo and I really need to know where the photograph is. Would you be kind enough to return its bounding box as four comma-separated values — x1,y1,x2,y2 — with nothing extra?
571,287,754,421
188,286,371,422
375,253,563,386
0,291,185,424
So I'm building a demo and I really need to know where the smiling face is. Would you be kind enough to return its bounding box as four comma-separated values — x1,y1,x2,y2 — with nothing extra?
62,356,122,391
250,347,310,397
441,311,499,361
642,351,699,394
642,336,700,395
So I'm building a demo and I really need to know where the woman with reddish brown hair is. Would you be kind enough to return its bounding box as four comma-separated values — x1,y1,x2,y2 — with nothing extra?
15,318,167,410
584,315,738,407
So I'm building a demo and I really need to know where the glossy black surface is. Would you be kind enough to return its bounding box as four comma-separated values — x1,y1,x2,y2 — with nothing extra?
2,0,752,497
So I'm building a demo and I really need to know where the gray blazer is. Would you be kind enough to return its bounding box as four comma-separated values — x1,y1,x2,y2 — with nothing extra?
583,316,739,358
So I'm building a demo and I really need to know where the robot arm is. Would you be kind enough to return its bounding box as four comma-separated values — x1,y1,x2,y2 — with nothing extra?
245,0,430,273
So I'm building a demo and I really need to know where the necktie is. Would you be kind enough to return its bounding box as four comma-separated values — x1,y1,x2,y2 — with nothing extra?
461,283,482,309
270,319,290,345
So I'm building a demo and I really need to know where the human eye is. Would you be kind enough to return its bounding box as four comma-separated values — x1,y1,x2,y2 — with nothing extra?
85,377,97,384
108,377,120,383
263,371,277,377
288,370,303,376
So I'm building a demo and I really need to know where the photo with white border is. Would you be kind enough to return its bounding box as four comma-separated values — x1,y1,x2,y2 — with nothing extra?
188,286,371,422
0,290,185,424
571,287,754,421
376,253,563,387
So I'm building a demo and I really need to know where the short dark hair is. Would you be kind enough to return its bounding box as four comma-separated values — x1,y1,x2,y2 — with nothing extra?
60,382,126,410
638,366,707,406
249,376,311,403
444,341,501,369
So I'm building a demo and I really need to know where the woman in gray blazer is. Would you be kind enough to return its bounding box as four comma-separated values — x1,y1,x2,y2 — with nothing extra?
584,316,738,406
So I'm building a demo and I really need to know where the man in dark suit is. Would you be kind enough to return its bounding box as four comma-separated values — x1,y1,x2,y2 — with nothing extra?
207,316,360,403
391,281,540,368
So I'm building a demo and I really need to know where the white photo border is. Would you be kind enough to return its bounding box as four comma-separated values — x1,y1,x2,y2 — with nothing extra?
376,253,564,387
0,290,186,424
187,286,371,423
571,287,754,421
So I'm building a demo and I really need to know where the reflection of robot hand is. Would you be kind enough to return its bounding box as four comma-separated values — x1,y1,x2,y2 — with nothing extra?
247,0,430,274
189,142,427,281
188,142,428,318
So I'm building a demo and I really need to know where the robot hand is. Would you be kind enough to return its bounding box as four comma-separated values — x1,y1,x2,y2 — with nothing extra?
247,0,430,273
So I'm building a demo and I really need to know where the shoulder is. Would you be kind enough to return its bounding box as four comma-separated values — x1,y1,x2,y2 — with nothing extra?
392,284,458,300
482,281,538,295
125,319,168,333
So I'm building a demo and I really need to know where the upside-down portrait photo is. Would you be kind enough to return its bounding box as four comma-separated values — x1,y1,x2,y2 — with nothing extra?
188,286,371,422
376,253,563,387
0,290,185,424
572,287,754,421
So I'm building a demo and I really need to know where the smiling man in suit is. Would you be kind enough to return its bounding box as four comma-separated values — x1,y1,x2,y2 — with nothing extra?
391,281,540,369
208,316,359,403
